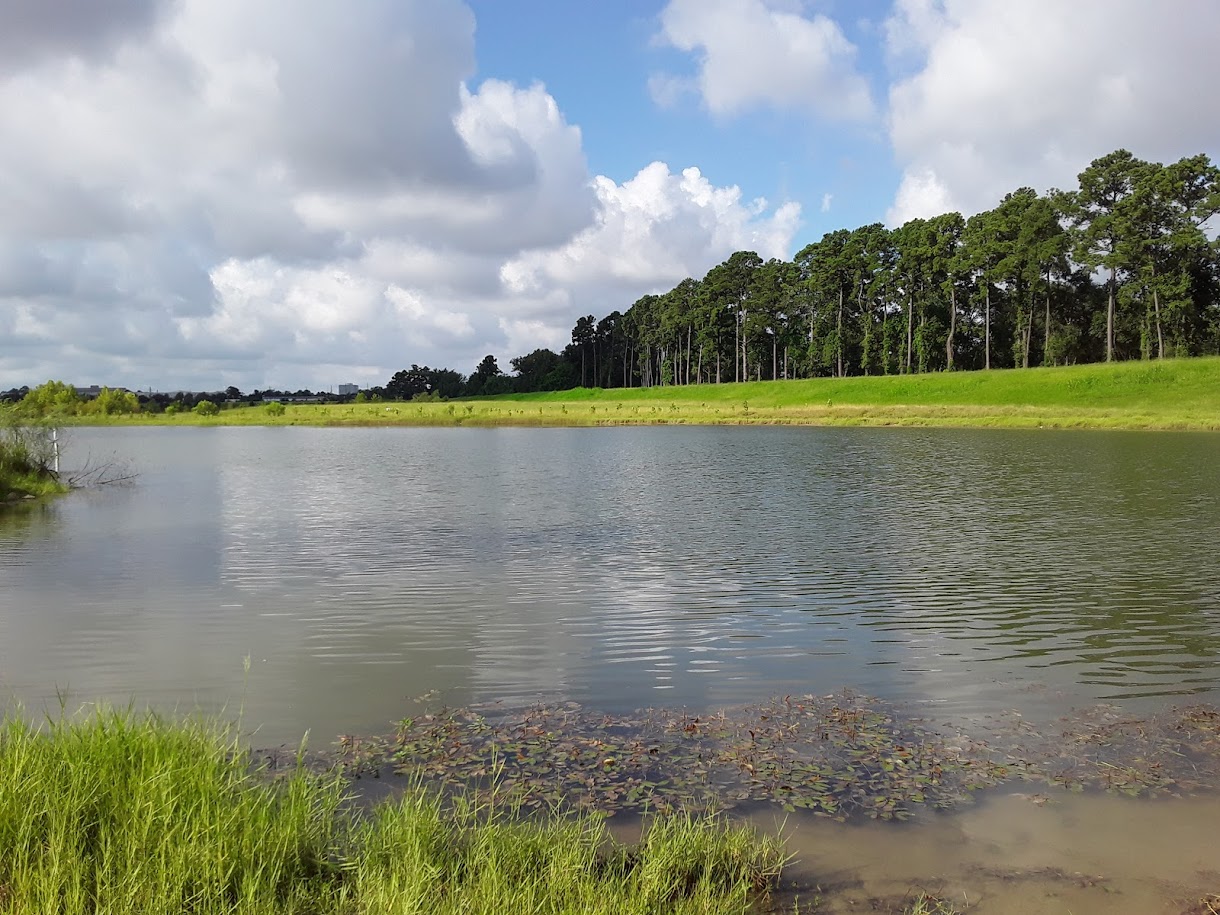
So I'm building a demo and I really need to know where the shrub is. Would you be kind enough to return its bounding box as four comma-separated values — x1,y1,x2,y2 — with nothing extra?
0,423,63,498
18,380,82,416
194,400,219,417
265,401,286,417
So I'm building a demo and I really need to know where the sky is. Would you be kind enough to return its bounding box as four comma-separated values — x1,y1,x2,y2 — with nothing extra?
2,0,1219,393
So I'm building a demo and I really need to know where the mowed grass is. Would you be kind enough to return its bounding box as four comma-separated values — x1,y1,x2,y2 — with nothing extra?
67,356,1220,431
0,709,785,915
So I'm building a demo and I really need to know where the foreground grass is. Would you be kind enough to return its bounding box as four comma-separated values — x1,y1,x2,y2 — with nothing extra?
0,710,785,915
0,427,66,502
69,357,1220,431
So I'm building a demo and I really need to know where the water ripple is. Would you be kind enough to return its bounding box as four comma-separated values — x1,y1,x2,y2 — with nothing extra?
1,426,1219,743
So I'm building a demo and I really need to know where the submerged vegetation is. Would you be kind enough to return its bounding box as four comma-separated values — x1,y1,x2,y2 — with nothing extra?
338,694,1220,823
0,709,785,915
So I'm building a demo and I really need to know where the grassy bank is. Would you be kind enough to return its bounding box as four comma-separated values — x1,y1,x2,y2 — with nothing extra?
0,709,785,915
70,357,1220,431
0,425,66,502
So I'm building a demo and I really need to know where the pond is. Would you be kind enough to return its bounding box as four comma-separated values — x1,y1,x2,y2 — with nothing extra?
2,425,1219,746
4,424,1220,912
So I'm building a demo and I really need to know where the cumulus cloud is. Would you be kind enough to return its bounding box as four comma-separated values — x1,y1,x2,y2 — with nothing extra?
502,163,801,315
885,0,1220,224
0,0,799,391
652,0,874,120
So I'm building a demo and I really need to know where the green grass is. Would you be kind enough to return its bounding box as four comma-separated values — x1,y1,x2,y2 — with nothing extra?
0,426,67,501
0,709,786,914
59,357,1220,432
903,893,963,914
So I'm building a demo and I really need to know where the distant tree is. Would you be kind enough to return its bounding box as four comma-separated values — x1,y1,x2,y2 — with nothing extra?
91,388,140,415
386,366,432,400
265,401,286,417
20,380,81,415
466,355,503,396
484,375,515,395
571,316,596,387
194,400,219,417
428,368,466,399
386,365,465,400
510,349,577,392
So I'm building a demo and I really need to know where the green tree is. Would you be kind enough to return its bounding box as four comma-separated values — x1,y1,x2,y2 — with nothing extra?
1122,155,1220,357
848,224,894,376
797,228,862,377
91,388,140,415
386,366,465,400
194,400,219,417
697,251,761,383
571,316,596,387
466,355,503,396
925,212,965,371
1066,149,1154,362
20,381,82,416
511,349,576,392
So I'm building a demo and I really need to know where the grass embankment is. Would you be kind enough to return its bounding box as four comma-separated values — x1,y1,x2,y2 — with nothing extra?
0,426,66,502
0,710,785,915
73,357,1220,431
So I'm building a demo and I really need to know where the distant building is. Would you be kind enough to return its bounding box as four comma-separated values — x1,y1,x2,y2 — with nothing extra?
74,385,133,399
337,383,360,396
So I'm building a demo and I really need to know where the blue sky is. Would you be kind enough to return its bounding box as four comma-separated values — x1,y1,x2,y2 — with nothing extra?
467,0,897,248
0,0,1217,390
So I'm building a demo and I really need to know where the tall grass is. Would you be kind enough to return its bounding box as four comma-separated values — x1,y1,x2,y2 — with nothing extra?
0,422,64,500
0,709,786,914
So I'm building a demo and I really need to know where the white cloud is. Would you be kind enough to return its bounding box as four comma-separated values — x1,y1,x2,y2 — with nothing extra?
503,163,801,315
653,0,874,120
887,168,957,227
0,0,800,391
885,0,1220,223
820,193,833,213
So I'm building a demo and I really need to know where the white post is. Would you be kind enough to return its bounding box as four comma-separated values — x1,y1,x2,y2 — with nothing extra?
51,428,59,475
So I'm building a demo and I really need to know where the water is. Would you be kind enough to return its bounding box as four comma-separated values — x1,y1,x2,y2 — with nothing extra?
2,425,1219,745
4,424,1220,909
748,791,1220,913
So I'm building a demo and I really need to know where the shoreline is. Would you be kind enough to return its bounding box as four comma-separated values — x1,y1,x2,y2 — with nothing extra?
54,406,1220,433
4,695,1219,914
48,357,1220,433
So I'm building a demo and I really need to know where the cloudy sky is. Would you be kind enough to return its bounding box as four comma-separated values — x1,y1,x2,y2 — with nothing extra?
2,0,1218,392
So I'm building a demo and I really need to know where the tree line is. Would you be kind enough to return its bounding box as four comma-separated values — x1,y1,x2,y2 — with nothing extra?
549,149,1219,391
385,148,1220,396
6,149,1217,404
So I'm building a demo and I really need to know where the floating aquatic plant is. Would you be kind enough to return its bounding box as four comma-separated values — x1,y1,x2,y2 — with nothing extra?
332,692,1220,823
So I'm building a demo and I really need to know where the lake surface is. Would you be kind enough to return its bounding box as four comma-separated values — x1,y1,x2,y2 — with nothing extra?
1,425,1219,746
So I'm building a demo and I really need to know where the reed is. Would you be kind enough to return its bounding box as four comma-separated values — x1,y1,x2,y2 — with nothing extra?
0,708,785,914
